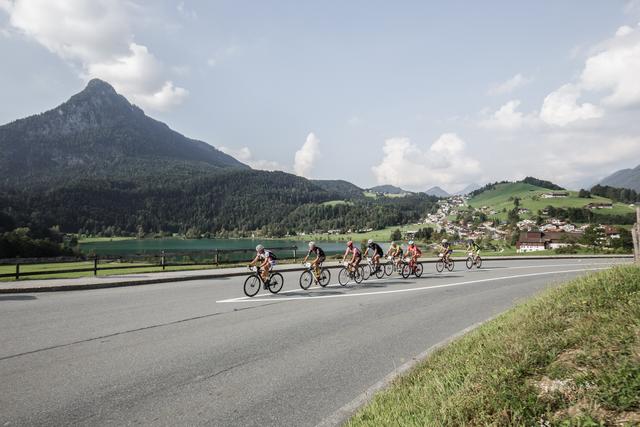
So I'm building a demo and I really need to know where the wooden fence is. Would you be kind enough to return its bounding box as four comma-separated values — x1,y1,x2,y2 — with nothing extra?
0,246,299,280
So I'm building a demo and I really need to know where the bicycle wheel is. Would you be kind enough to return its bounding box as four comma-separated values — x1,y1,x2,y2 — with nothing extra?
384,263,393,276
318,268,331,287
446,259,455,272
243,275,261,297
475,256,482,269
299,271,313,290
268,272,284,294
466,257,473,269
362,265,371,281
414,262,424,278
436,260,444,273
354,266,364,284
375,265,385,279
401,264,411,279
338,268,350,286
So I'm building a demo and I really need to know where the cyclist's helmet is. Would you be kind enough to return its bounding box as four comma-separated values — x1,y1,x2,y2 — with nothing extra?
391,241,396,246
256,244,264,252
347,240,353,247
408,240,414,245
442,239,448,244
309,241,316,249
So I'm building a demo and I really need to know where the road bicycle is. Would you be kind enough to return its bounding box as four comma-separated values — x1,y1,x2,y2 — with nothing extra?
243,266,284,297
299,262,331,290
362,257,385,280
401,257,424,278
465,251,482,269
385,255,405,276
435,253,455,273
338,261,364,286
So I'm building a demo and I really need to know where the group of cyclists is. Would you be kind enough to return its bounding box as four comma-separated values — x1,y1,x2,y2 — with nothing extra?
249,237,482,286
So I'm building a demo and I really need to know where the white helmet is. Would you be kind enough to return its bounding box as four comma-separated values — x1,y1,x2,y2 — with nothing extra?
442,239,448,244
367,239,373,245
308,241,316,249
256,244,264,252
408,240,414,245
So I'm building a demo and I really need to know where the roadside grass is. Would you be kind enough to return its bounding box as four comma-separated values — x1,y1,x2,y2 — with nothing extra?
348,265,640,426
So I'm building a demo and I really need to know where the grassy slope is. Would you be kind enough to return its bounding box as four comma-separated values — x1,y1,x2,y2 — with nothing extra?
348,265,640,426
467,183,633,220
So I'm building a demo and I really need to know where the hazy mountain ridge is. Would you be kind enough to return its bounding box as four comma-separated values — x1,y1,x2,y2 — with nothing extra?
599,164,640,192
424,186,450,197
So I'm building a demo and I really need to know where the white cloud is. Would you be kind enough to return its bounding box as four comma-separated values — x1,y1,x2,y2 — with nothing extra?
480,100,537,130
487,73,531,96
218,146,283,171
177,1,197,19
371,133,481,190
540,84,603,126
294,133,320,178
580,25,640,108
1,0,187,111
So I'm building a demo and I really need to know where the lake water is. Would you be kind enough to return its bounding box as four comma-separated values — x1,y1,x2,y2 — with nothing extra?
79,238,359,259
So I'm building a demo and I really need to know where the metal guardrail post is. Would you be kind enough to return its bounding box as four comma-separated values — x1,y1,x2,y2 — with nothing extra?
293,246,297,262
161,251,166,271
93,256,98,276
215,249,219,266
15,263,19,280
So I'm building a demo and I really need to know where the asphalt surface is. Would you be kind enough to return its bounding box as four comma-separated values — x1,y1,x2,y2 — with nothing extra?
0,258,630,426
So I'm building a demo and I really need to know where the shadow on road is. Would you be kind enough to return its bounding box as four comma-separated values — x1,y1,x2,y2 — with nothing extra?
0,295,37,301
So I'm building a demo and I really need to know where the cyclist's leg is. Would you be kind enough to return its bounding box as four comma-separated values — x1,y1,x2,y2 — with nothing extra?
262,263,271,282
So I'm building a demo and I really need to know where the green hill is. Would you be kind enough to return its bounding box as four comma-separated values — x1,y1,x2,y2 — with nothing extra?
468,182,634,220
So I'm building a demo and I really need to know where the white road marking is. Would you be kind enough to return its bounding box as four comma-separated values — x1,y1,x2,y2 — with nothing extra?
217,266,608,303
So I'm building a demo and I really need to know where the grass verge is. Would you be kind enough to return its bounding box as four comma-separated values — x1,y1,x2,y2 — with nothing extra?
348,265,640,426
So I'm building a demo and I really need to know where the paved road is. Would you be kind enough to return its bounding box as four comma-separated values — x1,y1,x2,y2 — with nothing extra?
0,258,629,426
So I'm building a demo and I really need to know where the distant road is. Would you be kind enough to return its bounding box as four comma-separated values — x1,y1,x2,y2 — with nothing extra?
0,258,629,426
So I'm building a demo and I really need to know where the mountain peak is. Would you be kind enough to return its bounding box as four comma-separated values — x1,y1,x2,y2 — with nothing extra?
84,78,117,94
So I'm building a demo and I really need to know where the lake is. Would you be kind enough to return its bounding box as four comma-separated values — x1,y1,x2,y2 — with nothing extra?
79,238,365,259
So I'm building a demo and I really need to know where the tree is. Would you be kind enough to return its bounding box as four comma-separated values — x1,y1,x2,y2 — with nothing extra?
578,189,591,198
580,225,604,253
390,229,402,241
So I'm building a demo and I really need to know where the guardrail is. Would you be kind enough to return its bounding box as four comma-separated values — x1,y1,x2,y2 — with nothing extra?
0,246,299,280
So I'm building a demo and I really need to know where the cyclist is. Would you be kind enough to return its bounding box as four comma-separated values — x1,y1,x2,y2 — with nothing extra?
386,241,404,269
466,239,480,262
406,240,422,268
363,239,384,272
342,240,362,272
249,244,276,283
439,239,453,264
302,241,326,277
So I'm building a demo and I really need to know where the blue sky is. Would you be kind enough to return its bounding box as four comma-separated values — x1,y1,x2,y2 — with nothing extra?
2,1,640,191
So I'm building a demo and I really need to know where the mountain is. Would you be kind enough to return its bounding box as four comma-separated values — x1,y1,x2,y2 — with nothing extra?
369,185,411,194
0,80,442,239
311,179,364,199
599,164,640,192
0,79,247,187
424,186,450,197
455,183,481,195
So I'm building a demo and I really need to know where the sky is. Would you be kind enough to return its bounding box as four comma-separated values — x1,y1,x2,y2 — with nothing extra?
1,1,640,192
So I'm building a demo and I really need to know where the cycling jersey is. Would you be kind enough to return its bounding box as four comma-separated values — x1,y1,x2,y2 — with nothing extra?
345,246,361,258
368,242,383,256
258,250,276,262
308,247,326,258
407,245,422,256
390,245,403,256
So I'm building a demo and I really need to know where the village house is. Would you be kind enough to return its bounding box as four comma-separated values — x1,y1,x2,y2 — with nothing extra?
541,191,569,198
586,202,613,209
516,231,577,253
